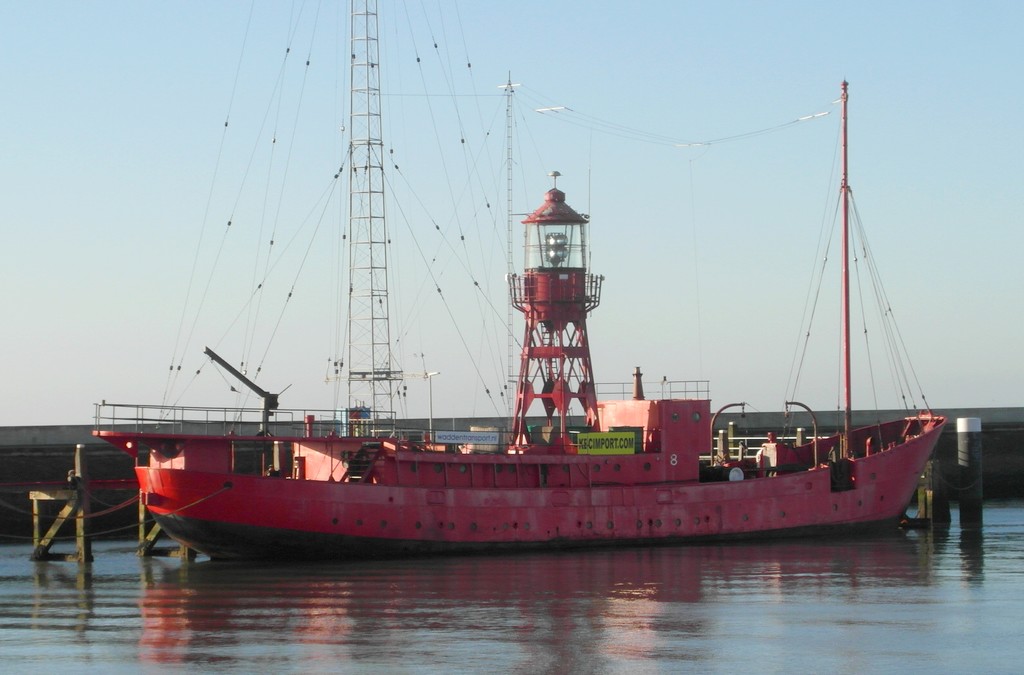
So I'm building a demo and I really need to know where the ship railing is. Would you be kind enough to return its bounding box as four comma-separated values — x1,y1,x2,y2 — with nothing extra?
703,432,817,463
93,403,407,439
596,379,710,400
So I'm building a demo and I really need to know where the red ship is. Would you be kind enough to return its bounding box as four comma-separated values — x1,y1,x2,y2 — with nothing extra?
95,77,945,560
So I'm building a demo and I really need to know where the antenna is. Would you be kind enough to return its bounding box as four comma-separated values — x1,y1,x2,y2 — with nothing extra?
500,78,519,414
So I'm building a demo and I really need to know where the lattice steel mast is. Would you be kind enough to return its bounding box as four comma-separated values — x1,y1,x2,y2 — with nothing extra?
346,0,401,426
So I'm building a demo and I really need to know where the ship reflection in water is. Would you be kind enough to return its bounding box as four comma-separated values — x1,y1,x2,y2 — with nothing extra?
6,509,1017,672
133,531,967,671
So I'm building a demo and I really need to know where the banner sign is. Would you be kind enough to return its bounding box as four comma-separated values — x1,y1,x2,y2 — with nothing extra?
577,431,638,455
435,430,501,445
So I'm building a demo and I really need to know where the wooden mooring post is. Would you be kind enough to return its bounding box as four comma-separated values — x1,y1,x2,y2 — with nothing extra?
914,457,951,526
133,443,195,560
138,497,195,560
28,443,194,562
31,444,92,562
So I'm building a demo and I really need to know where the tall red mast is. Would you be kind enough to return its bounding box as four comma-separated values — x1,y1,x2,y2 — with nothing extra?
840,81,852,449
509,176,603,451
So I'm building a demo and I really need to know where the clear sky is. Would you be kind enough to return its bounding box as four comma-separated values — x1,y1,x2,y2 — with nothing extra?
2,1,1021,427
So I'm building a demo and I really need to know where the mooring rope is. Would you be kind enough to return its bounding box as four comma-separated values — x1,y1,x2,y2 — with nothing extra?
158,483,234,516
0,494,36,517
0,519,142,542
80,492,140,519
0,488,139,519
934,472,981,492
0,484,232,542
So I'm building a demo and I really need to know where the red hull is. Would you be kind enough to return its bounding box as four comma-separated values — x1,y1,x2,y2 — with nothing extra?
96,413,945,560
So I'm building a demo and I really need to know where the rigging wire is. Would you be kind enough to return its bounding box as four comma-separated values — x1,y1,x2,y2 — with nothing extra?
254,173,343,376
168,7,305,407
786,126,931,414
686,157,705,380
173,167,341,416
242,2,324,383
325,7,349,411
383,159,509,419
785,118,843,404
520,84,834,148
851,195,927,411
164,0,257,407
163,3,345,413
383,4,515,417
250,4,324,381
848,190,883,414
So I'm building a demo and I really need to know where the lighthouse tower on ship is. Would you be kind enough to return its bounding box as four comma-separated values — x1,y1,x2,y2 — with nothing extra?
509,174,603,451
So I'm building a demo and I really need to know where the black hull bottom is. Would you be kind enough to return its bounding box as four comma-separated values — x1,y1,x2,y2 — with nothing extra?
155,513,904,561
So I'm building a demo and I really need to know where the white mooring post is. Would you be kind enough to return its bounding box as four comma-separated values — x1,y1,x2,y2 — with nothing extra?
957,417,983,526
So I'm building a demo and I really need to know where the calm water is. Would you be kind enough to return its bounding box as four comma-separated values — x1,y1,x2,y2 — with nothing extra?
2,503,1022,674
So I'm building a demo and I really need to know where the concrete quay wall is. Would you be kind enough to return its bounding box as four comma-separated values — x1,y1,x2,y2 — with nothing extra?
2,406,1021,494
